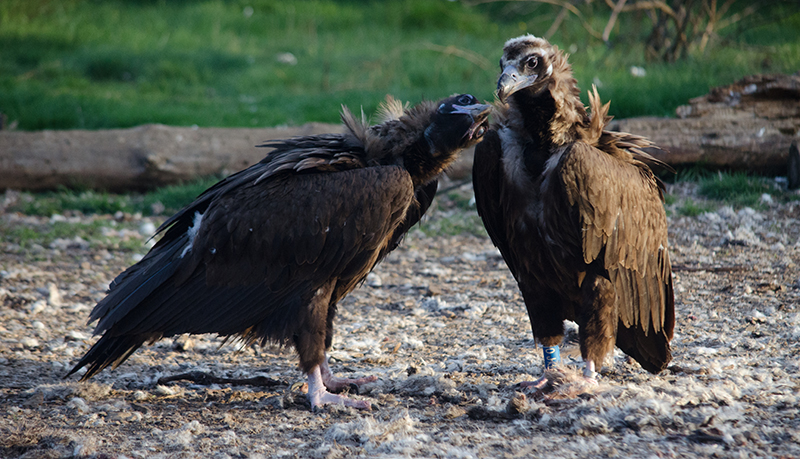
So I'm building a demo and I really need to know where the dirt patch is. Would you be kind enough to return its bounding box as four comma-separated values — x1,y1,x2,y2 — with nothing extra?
1,184,799,458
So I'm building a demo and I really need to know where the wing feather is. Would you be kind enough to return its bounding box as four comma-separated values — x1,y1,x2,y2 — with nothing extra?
560,142,672,337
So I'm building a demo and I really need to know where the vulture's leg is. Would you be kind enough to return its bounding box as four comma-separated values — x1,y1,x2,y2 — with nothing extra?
319,355,377,393
519,286,565,388
296,281,371,411
578,272,617,382
319,296,377,393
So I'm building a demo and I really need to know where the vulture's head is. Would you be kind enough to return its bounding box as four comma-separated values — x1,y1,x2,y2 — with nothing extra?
380,93,490,185
426,94,491,153
351,94,490,185
496,34,571,103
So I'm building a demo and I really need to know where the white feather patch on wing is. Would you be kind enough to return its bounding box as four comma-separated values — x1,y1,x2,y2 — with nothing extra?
180,211,204,258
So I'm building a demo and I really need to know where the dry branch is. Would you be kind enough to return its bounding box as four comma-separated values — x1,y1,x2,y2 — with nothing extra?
156,371,286,388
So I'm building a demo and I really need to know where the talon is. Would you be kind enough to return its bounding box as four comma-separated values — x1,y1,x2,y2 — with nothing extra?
307,361,374,411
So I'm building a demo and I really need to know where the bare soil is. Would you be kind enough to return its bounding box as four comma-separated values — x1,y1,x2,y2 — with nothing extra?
1,184,799,459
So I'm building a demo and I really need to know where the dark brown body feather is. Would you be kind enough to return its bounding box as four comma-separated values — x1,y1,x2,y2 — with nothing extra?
69,95,490,383
473,35,674,374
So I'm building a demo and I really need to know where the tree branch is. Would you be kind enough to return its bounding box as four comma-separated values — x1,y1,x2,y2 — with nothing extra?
603,0,629,42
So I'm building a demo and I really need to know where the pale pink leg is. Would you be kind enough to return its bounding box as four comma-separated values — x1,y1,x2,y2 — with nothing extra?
583,360,599,385
319,354,378,392
306,365,372,411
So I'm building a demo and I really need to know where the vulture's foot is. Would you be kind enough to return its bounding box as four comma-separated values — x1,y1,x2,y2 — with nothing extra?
319,355,378,393
519,376,550,389
524,367,602,400
582,360,598,384
307,365,372,411
518,345,562,388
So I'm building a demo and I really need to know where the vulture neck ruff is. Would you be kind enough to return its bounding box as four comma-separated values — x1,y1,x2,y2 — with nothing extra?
504,41,587,149
343,101,451,187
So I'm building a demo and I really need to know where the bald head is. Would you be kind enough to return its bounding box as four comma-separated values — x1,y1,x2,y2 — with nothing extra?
496,35,567,102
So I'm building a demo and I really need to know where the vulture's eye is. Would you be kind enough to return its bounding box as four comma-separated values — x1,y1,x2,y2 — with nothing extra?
457,94,474,105
525,56,539,70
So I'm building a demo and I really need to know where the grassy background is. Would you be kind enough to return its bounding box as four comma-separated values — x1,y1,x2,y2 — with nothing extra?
2,0,799,130
1,0,798,234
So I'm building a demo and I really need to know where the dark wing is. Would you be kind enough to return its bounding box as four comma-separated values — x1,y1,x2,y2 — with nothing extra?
92,134,369,330
472,129,521,278
71,164,414,378
153,134,366,243
381,179,438,257
560,141,674,371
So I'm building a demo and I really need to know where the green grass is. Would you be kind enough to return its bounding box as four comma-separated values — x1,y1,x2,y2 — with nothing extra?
12,188,136,216
1,217,145,253
419,211,488,238
7,176,221,217
675,198,718,217
698,172,774,207
140,176,223,215
1,0,798,129
664,170,800,217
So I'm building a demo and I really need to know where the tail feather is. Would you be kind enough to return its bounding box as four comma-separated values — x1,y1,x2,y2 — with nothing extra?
615,320,672,373
66,333,158,380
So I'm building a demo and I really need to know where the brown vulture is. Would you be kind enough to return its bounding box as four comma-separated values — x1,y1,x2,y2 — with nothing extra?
68,94,491,410
472,35,674,384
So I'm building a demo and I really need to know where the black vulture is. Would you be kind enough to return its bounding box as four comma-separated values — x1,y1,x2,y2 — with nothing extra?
68,94,491,410
472,35,674,385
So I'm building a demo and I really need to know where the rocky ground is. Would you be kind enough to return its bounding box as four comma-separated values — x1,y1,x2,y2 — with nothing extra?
1,183,799,459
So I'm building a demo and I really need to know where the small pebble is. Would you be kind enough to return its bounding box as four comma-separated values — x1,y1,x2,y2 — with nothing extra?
21,337,40,348
48,283,63,307
366,272,382,287
139,221,157,237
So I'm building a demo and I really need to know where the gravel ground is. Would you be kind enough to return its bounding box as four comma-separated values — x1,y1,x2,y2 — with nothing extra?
1,183,799,459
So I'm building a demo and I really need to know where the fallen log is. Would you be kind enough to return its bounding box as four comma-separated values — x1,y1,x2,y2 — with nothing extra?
610,72,800,176
0,122,478,192
0,73,797,191
0,123,341,192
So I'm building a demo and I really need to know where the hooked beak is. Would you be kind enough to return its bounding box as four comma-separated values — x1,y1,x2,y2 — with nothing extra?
496,65,538,103
451,103,492,141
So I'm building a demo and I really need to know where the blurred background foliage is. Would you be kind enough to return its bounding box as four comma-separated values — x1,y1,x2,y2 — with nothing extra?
0,0,798,130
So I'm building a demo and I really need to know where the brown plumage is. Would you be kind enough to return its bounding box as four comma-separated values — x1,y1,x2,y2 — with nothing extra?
68,94,491,410
473,35,674,382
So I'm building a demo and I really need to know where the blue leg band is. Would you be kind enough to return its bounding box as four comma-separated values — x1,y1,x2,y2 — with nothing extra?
543,345,560,369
